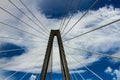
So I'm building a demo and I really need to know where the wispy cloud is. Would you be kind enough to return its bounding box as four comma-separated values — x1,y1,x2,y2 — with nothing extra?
0,0,120,74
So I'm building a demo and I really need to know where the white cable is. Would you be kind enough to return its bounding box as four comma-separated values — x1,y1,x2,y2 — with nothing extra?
70,56,103,80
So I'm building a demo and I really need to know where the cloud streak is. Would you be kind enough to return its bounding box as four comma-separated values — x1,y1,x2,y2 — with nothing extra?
0,0,120,74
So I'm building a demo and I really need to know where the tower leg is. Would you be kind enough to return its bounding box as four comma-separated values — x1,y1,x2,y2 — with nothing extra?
40,30,70,80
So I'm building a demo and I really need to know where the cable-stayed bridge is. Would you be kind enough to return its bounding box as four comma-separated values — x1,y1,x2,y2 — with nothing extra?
0,0,120,80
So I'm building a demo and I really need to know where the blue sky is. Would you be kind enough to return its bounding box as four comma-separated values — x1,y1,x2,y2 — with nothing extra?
39,0,120,18
0,0,120,80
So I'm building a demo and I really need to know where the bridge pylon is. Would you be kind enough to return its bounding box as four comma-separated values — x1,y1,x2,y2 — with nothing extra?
40,30,70,80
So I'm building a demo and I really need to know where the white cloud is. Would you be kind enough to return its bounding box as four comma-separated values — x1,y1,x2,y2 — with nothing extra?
29,74,36,80
70,70,86,74
105,66,120,80
105,67,112,74
0,0,120,75
113,69,120,80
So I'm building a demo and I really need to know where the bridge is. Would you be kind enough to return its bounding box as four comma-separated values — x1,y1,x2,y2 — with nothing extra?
0,0,120,80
